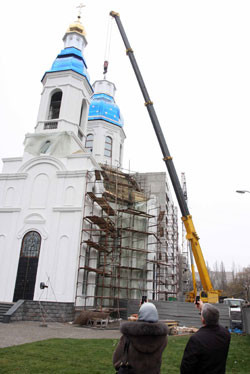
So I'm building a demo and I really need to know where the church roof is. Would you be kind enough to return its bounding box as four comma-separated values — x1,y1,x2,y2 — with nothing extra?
66,21,86,36
88,93,124,127
44,47,90,84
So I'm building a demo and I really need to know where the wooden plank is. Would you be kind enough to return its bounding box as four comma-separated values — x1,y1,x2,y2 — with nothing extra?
84,240,109,253
79,266,111,277
94,170,102,180
84,216,116,235
118,208,154,218
87,192,116,216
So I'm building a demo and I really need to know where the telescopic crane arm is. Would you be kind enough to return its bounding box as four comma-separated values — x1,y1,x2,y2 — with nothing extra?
110,11,220,303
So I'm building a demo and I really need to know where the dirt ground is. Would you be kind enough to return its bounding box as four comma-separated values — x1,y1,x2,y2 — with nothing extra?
0,321,121,348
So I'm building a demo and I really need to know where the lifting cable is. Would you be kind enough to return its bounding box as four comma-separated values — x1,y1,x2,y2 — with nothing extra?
103,15,113,79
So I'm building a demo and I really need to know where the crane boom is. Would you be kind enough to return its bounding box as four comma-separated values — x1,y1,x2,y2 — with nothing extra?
110,11,220,302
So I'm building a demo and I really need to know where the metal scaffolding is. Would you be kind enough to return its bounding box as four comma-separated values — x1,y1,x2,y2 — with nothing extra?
75,166,179,310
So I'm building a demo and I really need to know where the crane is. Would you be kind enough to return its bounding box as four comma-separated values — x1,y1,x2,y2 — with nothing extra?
181,173,197,301
110,11,221,303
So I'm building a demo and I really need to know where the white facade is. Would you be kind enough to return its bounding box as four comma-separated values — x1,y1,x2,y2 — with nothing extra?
0,154,99,302
0,19,101,303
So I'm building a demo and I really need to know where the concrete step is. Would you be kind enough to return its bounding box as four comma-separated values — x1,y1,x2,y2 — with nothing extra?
0,302,14,322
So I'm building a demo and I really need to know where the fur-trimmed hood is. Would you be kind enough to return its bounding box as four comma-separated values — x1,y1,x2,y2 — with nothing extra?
120,321,168,354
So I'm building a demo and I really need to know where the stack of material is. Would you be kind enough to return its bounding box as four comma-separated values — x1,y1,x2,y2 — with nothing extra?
128,314,138,321
74,310,109,327
168,325,198,335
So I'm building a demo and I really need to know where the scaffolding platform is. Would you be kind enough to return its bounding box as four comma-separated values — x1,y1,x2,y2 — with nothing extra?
84,215,116,236
87,192,116,216
84,240,109,253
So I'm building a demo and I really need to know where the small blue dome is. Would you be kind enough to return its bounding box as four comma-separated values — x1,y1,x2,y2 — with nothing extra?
88,93,124,127
43,47,91,84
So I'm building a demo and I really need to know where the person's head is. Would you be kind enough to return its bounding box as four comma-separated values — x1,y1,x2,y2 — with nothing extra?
138,302,158,323
201,303,219,326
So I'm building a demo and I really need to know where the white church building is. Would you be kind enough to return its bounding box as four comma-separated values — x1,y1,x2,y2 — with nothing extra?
0,16,125,305
0,14,179,315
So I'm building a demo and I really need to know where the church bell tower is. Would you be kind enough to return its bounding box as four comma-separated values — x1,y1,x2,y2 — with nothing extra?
87,79,126,168
32,12,93,156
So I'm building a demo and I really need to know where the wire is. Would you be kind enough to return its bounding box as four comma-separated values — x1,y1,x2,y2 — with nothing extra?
103,15,113,79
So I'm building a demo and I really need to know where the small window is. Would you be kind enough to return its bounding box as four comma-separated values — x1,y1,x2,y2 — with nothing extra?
79,101,84,126
79,100,87,129
85,134,93,152
119,144,122,163
40,141,51,154
48,91,62,120
104,136,112,158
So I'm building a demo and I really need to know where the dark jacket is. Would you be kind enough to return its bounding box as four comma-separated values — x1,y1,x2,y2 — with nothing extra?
113,321,168,374
180,324,231,374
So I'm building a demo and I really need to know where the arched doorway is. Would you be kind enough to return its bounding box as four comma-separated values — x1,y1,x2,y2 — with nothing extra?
13,231,41,302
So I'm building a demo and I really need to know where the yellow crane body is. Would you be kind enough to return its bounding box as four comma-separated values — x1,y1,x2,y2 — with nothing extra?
182,215,221,303
111,11,221,303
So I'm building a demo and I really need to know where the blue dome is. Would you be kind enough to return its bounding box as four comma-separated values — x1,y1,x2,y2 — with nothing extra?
43,47,91,84
88,93,124,127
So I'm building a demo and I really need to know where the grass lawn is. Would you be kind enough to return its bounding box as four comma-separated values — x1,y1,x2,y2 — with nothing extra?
0,334,249,373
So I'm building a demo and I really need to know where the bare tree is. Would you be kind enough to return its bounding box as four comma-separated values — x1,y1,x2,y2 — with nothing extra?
226,266,250,300
220,261,227,291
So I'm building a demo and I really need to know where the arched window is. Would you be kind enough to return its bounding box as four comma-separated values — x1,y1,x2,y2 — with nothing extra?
40,141,51,154
104,136,112,158
21,231,41,257
85,134,94,152
13,231,42,302
48,91,62,119
79,100,88,129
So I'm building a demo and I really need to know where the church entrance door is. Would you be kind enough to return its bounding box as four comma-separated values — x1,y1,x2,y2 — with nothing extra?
13,231,41,302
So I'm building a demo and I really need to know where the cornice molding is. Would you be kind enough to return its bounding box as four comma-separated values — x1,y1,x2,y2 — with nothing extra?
53,207,83,212
56,170,87,178
0,173,28,180
0,208,21,212
2,157,23,163
87,120,126,139
42,70,93,95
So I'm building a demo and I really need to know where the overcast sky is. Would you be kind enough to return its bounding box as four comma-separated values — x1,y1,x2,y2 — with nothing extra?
0,0,250,271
